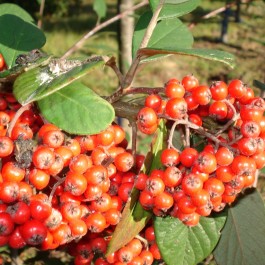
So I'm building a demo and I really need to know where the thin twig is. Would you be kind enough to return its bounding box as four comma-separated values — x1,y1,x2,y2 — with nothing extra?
216,99,239,136
189,0,244,29
162,115,238,152
139,0,165,49
167,120,182,152
6,104,31,137
37,0,46,29
135,234,149,249
122,0,165,89
184,115,190,148
122,56,141,89
61,1,149,59
228,135,243,146
123,86,165,96
253,170,259,188
49,177,66,203
105,57,124,85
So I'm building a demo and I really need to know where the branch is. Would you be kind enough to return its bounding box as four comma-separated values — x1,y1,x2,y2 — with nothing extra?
105,57,124,85
122,0,165,89
123,86,165,96
49,177,66,203
189,0,252,29
216,99,239,136
61,1,149,59
162,115,238,152
139,0,165,49
37,0,46,29
167,120,182,152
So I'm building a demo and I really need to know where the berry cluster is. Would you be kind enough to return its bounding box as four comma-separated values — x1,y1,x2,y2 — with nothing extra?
104,237,155,265
136,76,265,226
0,72,265,264
0,92,146,264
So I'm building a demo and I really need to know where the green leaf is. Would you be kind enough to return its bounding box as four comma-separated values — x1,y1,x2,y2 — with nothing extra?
0,3,33,21
93,0,107,20
37,82,115,135
213,189,265,265
106,121,167,255
132,12,193,58
138,47,236,68
13,57,104,105
253,80,265,91
150,0,200,20
155,214,227,265
0,4,46,68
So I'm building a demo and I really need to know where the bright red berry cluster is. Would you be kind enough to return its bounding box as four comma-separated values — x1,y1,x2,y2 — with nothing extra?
0,92,148,264
0,72,265,263
136,76,265,226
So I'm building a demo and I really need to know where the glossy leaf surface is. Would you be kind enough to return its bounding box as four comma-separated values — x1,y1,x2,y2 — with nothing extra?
132,12,193,58
138,47,235,68
155,214,226,265
37,82,115,135
150,0,200,20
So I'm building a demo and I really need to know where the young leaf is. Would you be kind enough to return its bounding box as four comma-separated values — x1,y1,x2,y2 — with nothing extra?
0,4,45,68
213,189,265,265
155,214,227,265
37,82,115,135
138,47,236,68
106,121,167,255
93,0,107,20
132,12,193,58
13,57,104,105
150,0,200,20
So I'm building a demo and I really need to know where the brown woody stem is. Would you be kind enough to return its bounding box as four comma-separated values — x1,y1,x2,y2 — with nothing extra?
49,177,66,203
216,99,239,136
123,86,165,96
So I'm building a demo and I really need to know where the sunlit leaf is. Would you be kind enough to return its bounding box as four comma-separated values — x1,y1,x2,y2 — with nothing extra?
214,189,265,265
93,0,107,20
150,0,200,20
132,12,193,58
37,82,115,135
0,4,45,68
13,57,104,105
155,214,226,265
138,47,236,68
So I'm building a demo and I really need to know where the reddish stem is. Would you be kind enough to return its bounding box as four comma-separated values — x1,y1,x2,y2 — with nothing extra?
6,104,31,137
